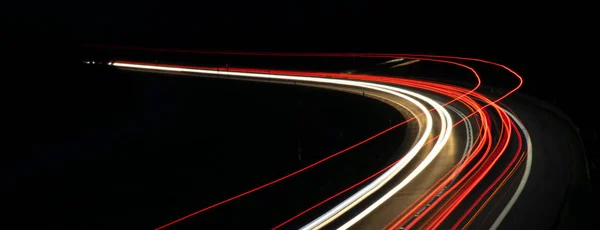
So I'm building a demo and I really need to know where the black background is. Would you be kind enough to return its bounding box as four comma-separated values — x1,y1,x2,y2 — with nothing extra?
6,1,598,228
13,2,594,122
16,1,596,174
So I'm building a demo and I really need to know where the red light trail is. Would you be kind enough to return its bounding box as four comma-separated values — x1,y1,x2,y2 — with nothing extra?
88,46,530,230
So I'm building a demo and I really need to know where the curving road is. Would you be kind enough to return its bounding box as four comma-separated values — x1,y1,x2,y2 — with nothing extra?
85,50,587,230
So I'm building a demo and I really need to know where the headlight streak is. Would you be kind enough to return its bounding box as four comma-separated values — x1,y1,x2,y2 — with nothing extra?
111,62,444,229
388,90,508,230
239,64,525,230
334,103,451,230
268,75,493,230
387,91,528,230
91,48,528,230
301,82,452,230
381,104,476,230
489,107,532,230
381,85,487,230
456,106,532,230
110,57,484,230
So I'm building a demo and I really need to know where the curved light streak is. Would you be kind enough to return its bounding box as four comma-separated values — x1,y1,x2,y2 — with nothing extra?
335,98,452,230
302,82,452,230
490,108,532,230
111,62,456,230
101,54,527,230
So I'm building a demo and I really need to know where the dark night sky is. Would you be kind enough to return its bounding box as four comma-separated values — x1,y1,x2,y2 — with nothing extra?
4,2,598,227
11,1,597,155
16,2,592,77
18,2,589,53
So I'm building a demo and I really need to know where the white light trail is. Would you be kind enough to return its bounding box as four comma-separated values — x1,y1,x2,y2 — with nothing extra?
111,62,453,230
490,108,532,230
337,100,452,230
303,83,452,230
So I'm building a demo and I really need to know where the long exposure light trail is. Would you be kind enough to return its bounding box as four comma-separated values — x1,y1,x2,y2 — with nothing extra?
87,49,529,230
110,62,450,230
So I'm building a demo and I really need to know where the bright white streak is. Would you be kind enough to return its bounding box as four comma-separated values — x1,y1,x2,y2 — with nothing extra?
490,108,532,230
380,58,404,64
111,62,448,229
337,98,453,230
304,83,452,230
